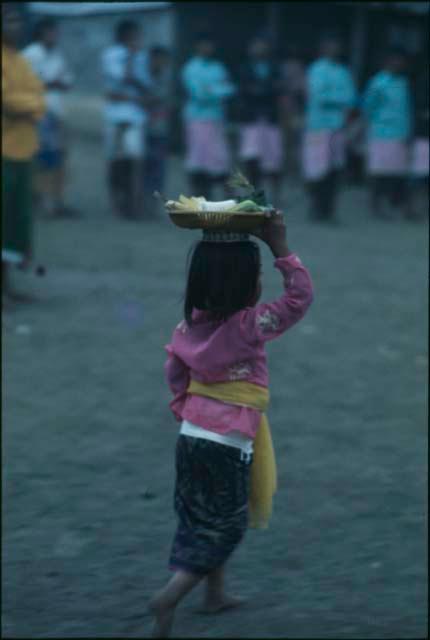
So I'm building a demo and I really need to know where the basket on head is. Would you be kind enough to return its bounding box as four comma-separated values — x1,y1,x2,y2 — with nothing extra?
168,210,267,232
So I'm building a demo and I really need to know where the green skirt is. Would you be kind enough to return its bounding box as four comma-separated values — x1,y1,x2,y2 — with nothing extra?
2,158,33,264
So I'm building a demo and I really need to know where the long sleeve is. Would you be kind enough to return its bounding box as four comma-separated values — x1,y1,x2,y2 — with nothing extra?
182,62,235,102
207,66,235,99
165,347,190,421
55,53,74,87
239,254,314,344
182,64,213,102
3,58,45,120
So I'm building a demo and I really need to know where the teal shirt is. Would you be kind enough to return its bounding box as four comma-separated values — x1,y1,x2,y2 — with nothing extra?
305,58,356,132
362,71,411,140
182,56,236,122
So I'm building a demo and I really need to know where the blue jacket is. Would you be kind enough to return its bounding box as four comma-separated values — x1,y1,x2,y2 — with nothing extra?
362,71,411,140
182,56,236,122
305,58,356,132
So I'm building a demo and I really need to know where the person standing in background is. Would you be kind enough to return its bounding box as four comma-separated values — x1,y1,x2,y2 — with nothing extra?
344,107,365,186
23,18,76,219
238,36,284,205
101,20,150,220
302,33,356,223
182,33,236,200
279,44,306,178
409,65,429,219
362,47,413,220
143,46,172,211
2,4,45,303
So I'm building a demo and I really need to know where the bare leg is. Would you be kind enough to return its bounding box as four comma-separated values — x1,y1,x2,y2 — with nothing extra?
198,564,245,614
149,569,202,638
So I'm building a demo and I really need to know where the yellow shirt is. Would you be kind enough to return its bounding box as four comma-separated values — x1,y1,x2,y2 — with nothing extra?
2,44,46,160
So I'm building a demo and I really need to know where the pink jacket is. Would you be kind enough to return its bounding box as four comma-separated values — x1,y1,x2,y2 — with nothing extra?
165,253,314,439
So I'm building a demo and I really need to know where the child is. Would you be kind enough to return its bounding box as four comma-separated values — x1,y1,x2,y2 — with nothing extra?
101,20,149,219
149,211,313,637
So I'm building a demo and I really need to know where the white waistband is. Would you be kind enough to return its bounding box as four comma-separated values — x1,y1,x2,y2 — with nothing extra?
180,420,253,455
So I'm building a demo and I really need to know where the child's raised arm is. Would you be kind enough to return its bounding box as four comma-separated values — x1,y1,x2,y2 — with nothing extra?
240,211,314,343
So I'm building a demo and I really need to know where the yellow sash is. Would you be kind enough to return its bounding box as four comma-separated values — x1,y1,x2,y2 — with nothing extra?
187,380,277,529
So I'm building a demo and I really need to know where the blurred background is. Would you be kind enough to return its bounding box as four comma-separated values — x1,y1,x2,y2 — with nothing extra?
2,2,428,639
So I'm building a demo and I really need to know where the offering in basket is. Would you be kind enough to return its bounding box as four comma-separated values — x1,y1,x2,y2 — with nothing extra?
156,171,273,236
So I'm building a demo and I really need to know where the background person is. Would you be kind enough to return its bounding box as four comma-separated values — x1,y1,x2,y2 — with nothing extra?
143,45,172,211
2,4,45,303
23,18,76,219
279,44,306,178
362,47,413,220
302,33,356,222
237,36,284,205
182,33,236,200
101,19,150,220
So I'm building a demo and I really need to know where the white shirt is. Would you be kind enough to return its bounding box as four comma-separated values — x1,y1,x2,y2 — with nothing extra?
180,419,253,456
101,44,149,125
22,42,73,117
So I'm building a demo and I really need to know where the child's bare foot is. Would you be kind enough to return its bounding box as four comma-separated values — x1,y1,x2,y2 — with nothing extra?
149,594,175,638
196,594,246,615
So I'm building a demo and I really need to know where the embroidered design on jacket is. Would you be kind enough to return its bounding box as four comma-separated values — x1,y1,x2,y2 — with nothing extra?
228,361,252,380
256,309,281,333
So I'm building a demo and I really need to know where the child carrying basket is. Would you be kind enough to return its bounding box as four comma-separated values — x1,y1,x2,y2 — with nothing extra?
150,181,314,637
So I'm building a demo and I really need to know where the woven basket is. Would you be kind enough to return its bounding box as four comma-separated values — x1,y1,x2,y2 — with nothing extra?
168,210,266,231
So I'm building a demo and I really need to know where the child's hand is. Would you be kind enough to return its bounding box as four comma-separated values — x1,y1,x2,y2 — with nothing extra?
252,210,290,258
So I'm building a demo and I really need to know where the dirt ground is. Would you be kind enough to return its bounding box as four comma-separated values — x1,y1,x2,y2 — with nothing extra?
2,131,428,639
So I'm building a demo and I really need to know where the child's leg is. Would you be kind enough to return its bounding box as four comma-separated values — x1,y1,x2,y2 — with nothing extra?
150,569,202,638
198,564,244,613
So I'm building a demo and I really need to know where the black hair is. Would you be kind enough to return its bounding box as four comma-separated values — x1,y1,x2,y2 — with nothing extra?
320,31,342,46
384,45,407,60
33,17,57,41
184,241,261,326
195,31,214,45
149,45,170,58
115,19,139,44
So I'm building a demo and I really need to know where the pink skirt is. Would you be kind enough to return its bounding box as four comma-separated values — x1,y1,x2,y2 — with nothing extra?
239,121,284,172
367,139,408,176
185,120,231,176
410,138,429,177
302,130,345,181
